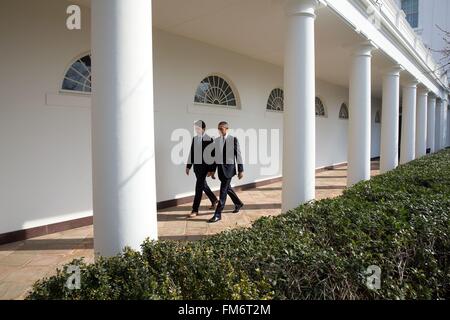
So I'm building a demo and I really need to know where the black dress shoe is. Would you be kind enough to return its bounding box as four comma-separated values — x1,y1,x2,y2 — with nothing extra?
232,204,244,213
208,215,221,223
209,200,219,210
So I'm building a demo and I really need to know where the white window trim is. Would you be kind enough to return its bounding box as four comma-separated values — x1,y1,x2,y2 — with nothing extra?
45,92,91,108
192,101,240,110
59,88,91,96
266,109,284,114
188,103,241,117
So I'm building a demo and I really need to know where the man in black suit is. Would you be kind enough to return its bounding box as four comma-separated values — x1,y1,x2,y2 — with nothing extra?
186,120,218,218
207,121,244,223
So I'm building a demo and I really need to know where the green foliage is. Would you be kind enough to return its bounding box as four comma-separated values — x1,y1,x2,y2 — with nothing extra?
27,149,450,300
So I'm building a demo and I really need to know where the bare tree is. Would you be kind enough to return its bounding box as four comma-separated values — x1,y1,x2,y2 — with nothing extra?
430,25,450,78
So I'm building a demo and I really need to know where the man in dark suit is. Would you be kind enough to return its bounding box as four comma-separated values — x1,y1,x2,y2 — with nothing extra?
207,121,244,223
186,120,218,218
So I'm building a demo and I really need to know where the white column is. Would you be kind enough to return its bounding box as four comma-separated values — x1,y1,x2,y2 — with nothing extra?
347,42,376,187
447,103,450,147
380,65,402,174
415,87,428,158
442,99,448,148
435,99,442,150
427,95,436,153
400,79,418,164
282,0,318,212
91,0,158,257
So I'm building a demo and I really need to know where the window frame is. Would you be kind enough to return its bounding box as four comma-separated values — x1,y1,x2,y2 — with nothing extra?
60,52,92,95
193,74,241,109
339,102,349,120
315,96,327,118
401,0,419,29
266,87,284,113
375,109,382,124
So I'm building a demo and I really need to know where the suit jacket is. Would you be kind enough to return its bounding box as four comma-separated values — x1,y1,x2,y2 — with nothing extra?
186,134,215,174
211,135,244,180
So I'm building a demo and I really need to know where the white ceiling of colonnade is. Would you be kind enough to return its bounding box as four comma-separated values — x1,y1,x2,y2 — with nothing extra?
153,0,395,97
74,0,401,97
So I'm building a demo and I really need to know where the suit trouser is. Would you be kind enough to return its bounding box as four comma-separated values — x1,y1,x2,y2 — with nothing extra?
214,175,243,218
192,170,217,212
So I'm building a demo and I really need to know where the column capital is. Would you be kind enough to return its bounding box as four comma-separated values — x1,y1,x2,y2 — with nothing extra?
403,78,419,88
417,86,430,96
382,64,404,76
285,0,326,17
351,40,378,57
428,95,437,104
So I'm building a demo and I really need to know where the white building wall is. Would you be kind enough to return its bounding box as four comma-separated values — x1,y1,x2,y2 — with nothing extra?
396,0,450,64
152,29,359,201
416,0,450,65
371,98,382,158
0,1,92,234
0,2,381,234
152,29,283,202
315,81,349,168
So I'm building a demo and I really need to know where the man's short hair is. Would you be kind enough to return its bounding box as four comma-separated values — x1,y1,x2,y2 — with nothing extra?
194,120,206,129
218,121,229,128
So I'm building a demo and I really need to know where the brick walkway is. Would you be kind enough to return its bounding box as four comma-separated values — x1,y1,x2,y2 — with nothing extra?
0,161,379,299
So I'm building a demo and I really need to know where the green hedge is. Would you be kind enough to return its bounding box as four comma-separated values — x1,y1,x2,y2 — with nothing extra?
27,149,450,300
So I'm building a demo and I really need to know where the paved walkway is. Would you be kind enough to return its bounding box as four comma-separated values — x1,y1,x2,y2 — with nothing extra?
0,161,379,299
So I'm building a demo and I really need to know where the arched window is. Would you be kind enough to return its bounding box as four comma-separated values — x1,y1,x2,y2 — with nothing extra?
266,88,284,111
315,97,326,117
375,110,382,123
339,103,349,119
62,54,91,93
194,75,238,107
